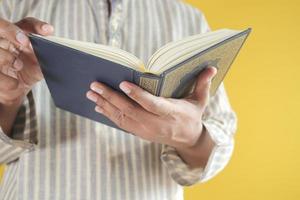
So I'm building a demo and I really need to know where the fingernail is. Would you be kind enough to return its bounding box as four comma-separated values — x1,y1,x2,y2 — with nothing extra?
86,91,98,102
211,67,217,76
16,31,28,46
13,59,23,70
91,85,103,95
42,24,54,33
119,82,131,94
95,106,103,113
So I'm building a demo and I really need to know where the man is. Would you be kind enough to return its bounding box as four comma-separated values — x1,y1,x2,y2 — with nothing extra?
0,0,237,199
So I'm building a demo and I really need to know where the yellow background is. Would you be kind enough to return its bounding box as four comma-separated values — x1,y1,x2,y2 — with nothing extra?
184,0,300,199
1,0,300,200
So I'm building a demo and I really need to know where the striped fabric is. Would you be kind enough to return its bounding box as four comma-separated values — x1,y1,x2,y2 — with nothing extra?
0,0,237,199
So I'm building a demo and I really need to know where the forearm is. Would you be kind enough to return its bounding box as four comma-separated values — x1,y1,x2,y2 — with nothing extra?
175,126,215,169
0,97,24,136
0,91,38,164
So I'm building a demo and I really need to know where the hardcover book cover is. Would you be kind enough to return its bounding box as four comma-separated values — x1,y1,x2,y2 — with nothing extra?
29,28,250,128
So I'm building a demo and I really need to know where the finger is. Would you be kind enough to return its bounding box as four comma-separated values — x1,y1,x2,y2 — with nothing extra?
193,66,217,106
0,18,30,48
0,47,23,72
91,93,146,133
88,82,154,122
15,17,54,36
119,81,173,116
0,38,20,55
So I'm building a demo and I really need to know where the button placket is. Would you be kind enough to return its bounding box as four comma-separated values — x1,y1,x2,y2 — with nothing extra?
108,0,123,48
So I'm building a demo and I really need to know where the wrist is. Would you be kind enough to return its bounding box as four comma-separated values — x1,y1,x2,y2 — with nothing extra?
175,125,215,168
172,122,204,149
0,94,26,136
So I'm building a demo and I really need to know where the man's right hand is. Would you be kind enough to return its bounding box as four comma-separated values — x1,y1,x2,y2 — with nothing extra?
0,17,53,135
0,17,54,106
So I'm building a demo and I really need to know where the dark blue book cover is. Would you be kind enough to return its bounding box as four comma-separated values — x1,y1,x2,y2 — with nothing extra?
29,28,250,128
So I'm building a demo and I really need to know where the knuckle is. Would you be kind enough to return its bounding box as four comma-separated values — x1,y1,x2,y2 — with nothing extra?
17,17,43,33
7,53,15,62
124,104,138,118
103,90,114,102
122,104,135,114
129,89,138,98
100,99,109,108
150,99,162,111
113,110,125,127
94,96,103,106
0,38,10,50
6,54,15,64
15,19,26,28
0,50,14,64
21,17,35,24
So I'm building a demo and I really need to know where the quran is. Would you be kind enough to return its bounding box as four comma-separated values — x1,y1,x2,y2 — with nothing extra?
29,28,251,128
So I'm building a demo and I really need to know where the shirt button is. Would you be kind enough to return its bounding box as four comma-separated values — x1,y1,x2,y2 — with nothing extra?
110,38,119,47
116,3,122,11
111,20,118,31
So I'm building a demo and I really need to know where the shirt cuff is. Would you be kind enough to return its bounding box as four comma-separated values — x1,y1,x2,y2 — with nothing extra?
160,121,234,186
0,92,37,164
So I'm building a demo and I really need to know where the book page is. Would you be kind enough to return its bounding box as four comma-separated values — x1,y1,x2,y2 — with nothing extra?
31,34,145,72
147,29,240,74
159,32,249,97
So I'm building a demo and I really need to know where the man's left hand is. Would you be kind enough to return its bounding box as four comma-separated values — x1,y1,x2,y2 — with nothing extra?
86,67,217,152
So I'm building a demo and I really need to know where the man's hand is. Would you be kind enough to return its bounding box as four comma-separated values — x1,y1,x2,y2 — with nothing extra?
0,17,54,105
0,17,53,135
87,67,217,168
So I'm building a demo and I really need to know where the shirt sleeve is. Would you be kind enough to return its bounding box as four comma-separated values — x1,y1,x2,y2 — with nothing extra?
0,92,38,164
160,8,237,186
0,0,12,20
161,84,237,186
0,1,38,165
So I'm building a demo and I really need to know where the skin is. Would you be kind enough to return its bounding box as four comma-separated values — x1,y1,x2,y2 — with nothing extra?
86,67,217,168
0,17,54,135
0,16,216,169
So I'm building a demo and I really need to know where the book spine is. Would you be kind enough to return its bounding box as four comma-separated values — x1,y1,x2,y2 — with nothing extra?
133,71,162,96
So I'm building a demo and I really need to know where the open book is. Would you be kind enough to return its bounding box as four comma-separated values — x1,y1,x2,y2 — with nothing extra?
29,28,251,128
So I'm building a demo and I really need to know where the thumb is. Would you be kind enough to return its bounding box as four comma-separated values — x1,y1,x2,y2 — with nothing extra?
193,66,217,106
15,17,54,36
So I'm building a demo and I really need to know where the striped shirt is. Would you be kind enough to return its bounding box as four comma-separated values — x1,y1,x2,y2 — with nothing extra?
0,0,237,199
